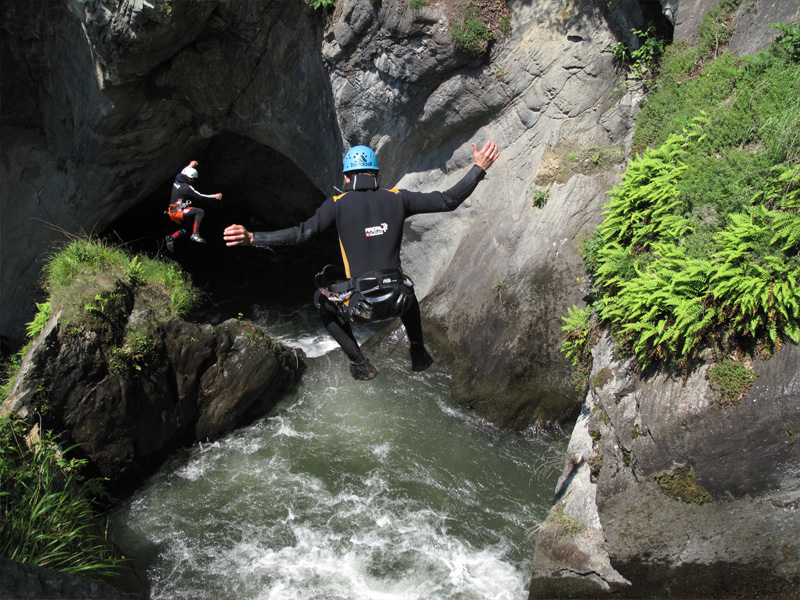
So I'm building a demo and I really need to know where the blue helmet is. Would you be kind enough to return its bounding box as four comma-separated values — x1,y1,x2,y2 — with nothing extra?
343,145,379,173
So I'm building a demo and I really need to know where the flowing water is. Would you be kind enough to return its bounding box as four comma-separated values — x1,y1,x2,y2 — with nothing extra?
109,305,566,600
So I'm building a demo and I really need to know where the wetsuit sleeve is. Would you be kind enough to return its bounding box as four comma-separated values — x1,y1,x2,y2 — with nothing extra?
401,164,487,215
252,198,336,248
182,184,219,202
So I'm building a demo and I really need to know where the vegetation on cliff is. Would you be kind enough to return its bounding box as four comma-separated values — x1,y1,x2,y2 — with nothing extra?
1,238,197,402
0,239,199,579
0,415,123,579
562,19,800,373
309,0,511,59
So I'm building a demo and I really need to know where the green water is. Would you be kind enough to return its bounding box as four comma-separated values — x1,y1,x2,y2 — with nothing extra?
109,307,565,599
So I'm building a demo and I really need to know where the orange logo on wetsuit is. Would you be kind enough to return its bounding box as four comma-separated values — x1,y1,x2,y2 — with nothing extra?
365,223,389,237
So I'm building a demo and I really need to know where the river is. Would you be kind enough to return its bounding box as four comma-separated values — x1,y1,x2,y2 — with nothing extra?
108,304,566,600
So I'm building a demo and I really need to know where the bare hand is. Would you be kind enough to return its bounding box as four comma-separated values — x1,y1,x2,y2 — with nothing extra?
189,160,199,168
472,141,500,171
215,193,223,200
223,224,253,247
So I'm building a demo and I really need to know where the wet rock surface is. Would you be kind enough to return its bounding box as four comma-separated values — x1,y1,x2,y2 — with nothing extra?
0,557,148,600
2,279,305,497
529,335,800,598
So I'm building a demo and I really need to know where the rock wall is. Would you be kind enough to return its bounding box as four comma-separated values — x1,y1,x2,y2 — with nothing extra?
527,0,800,596
530,334,800,598
1,277,305,496
1,0,341,349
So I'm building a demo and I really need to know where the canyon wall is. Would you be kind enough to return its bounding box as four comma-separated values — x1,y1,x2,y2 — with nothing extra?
1,0,656,428
2,0,799,595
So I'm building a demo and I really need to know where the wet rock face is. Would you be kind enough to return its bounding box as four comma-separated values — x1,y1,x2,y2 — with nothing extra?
1,0,341,348
529,335,800,598
0,557,148,600
2,285,305,496
594,340,800,588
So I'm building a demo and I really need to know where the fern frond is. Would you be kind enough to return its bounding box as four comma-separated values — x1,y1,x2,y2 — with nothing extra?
769,211,800,251
784,319,800,344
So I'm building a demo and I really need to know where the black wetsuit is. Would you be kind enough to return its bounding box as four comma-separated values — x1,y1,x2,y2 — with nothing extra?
169,174,218,237
252,164,488,361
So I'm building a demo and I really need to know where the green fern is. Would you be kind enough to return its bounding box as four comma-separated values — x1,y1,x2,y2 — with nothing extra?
559,35,800,369
560,305,594,366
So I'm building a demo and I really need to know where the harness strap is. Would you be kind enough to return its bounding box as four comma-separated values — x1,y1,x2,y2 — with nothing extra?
327,269,405,294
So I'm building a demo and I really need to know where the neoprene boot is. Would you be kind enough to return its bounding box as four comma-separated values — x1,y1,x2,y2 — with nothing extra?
349,353,378,381
410,344,433,372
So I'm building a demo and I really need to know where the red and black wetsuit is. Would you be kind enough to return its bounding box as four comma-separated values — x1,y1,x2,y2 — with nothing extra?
251,164,488,361
168,173,219,237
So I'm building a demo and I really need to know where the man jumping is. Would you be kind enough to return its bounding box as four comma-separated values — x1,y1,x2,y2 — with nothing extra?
223,140,500,380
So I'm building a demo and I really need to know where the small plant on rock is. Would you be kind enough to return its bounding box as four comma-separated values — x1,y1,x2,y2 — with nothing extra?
654,465,713,504
451,8,494,58
630,24,666,78
525,500,584,542
310,0,336,10
707,358,757,408
25,301,52,339
532,188,549,208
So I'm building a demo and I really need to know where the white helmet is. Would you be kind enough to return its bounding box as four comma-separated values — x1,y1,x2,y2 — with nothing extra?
181,166,199,180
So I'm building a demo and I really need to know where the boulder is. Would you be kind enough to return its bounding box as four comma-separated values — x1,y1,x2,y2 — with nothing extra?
529,334,800,598
2,281,305,496
0,557,147,600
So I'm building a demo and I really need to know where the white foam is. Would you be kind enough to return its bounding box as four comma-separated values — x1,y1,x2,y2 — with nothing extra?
268,415,315,439
371,442,392,461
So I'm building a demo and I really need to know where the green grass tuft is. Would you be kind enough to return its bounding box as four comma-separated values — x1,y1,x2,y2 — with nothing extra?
654,465,713,504
0,415,123,578
707,358,757,407
44,238,197,324
451,8,494,58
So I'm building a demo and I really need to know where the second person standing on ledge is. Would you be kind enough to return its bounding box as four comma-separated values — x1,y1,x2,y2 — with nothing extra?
223,140,500,380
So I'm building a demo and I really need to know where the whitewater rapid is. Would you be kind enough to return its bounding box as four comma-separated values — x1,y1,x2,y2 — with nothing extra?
109,305,564,599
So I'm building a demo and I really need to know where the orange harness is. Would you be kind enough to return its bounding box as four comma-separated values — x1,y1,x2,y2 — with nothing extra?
167,201,190,224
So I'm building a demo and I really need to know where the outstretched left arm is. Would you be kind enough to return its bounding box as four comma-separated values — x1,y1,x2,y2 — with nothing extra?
472,140,500,171
224,197,337,248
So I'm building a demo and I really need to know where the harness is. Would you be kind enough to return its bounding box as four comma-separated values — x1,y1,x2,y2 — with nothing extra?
315,265,415,323
167,199,192,224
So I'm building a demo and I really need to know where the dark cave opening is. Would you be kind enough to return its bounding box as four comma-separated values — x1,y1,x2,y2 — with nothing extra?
600,0,675,56
640,0,675,46
101,132,342,322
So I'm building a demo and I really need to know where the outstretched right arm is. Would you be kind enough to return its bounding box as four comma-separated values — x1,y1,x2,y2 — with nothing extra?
403,140,501,215
223,224,254,246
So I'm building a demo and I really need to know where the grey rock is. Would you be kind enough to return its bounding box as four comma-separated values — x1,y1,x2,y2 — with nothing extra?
531,333,800,597
0,557,147,600
669,0,799,57
1,283,305,495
